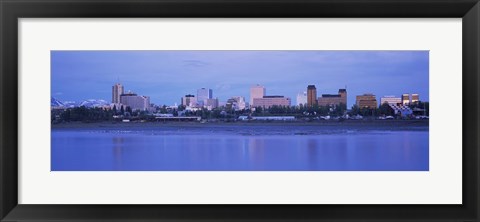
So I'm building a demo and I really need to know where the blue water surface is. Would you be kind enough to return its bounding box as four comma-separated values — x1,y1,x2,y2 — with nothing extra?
51,126,429,171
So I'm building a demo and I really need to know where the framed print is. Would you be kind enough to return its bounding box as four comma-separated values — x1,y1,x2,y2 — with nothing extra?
1,0,479,221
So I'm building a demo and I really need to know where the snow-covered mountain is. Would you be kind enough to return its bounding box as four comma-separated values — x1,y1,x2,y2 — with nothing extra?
62,101,77,108
51,97,110,108
51,97,65,107
78,99,110,108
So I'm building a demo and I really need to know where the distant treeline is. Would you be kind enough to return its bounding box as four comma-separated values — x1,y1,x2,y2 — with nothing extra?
51,102,429,123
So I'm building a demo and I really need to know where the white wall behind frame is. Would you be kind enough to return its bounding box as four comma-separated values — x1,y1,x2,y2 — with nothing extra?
19,18,462,204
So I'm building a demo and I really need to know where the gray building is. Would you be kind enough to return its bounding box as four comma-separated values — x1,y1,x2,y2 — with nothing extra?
205,98,219,110
182,94,197,107
197,88,213,106
112,83,124,104
120,92,150,111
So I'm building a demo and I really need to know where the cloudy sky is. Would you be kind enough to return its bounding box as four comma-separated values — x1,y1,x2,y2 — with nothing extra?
51,50,429,107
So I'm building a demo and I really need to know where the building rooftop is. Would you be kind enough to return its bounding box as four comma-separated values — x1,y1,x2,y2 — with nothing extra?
388,104,413,111
120,93,137,96
321,94,341,98
263,96,285,98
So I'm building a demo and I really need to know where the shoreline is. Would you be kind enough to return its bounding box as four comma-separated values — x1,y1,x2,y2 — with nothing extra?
51,119,429,131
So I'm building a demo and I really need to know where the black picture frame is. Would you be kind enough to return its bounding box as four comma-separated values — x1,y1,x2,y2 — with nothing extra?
1,0,479,221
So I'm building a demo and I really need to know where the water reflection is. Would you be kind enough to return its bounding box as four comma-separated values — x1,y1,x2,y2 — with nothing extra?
51,130,429,171
307,139,318,170
112,137,124,170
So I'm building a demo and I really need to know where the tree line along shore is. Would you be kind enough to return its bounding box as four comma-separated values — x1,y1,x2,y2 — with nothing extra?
51,102,429,125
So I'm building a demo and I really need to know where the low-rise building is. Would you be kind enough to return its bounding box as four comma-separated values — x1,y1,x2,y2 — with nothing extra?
252,96,291,108
181,94,197,107
205,98,219,110
239,116,295,121
402,93,420,105
380,96,402,105
226,96,246,111
388,104,413,116
356,93,377,108
317,89,347,107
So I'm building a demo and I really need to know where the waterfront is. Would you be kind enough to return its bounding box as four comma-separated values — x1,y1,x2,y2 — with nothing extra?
51,122,428,171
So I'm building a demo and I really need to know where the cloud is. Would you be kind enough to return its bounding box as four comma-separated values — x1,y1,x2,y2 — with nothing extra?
215,83,231,91
183,60,210,67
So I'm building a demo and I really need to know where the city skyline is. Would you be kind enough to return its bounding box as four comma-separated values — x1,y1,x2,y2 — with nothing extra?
51,50,429,106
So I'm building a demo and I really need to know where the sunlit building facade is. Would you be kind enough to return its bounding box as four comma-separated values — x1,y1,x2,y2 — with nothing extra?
253,96,291,108
401,93,420,105
250,84,266,107
307,85,317,107
411,93,419,104
380,96,402,105
402,94,410,105
317,89,347,107
356,93,377,108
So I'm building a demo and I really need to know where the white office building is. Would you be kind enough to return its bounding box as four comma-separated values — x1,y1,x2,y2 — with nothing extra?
380,96,402,105
120,93,150,111
227,96,247,111
296,91,307,106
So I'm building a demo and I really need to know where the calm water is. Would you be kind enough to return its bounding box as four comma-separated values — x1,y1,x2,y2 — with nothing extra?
51,125,429,171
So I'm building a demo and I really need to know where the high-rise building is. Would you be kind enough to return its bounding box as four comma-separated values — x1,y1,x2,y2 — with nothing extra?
181,94,197,107
253,96,291,108
205,98,219,110
356,93,377,108
339,88,347,100
317,88,347,107
402,94,410,105
380,96,402,105
307,85,317,107
112,83,124,104
120,92,150,111
197,88,213,106
250,84,266,107
411,93,419,104
296,91,307,106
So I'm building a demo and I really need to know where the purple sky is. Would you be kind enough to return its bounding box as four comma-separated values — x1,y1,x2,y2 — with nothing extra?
51,50,429,107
